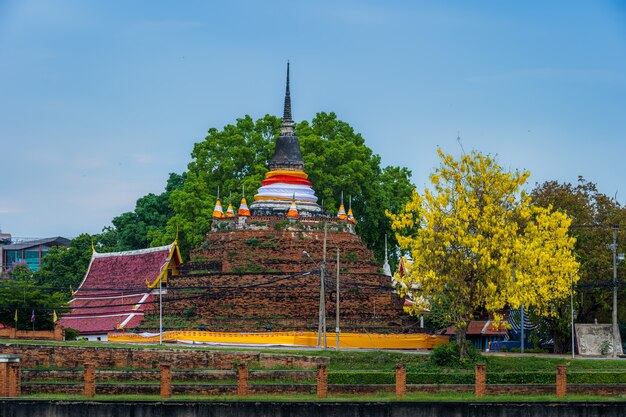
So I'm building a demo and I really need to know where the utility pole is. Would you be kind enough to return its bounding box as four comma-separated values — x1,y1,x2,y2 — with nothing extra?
612,225,618,358
336,248,340,350
322,222,327,349
317,222,327,348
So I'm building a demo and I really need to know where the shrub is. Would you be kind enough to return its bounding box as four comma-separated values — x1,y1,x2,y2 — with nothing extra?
244,238,260,246
430,341,481,368
183,307,196,319
64,328,79,341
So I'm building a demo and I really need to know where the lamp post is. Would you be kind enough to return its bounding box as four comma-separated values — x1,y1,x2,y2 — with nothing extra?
612,225,618,358
336,248,340,350
571,273,575,359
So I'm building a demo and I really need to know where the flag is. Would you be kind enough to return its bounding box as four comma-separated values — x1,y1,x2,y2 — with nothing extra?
14,310,17,322
70,285,75,295
30,310,35,323
53,310,58,323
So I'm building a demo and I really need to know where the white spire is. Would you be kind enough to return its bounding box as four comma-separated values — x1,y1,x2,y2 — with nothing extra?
382,234,392,277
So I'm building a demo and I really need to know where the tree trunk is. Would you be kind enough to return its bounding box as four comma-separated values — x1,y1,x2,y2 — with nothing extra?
457,326,469,358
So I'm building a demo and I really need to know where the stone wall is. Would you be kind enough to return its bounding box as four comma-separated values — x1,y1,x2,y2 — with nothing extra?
0,344,327,370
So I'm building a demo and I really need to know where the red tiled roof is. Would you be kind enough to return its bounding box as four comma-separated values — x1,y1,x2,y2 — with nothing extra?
78,247,173,297
59,244,179,335
444,320,508,336
61,313,145,335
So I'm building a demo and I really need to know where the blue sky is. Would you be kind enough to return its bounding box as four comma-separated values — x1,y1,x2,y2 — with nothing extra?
1,1,625,238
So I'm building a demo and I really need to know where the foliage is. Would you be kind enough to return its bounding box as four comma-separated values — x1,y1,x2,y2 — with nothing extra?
34,233,94,294
99,173,185,252
64,328,79,341
530,177,626,352
0,275,67,330
150,113,413,262
388,150,580,357
430,341,481,368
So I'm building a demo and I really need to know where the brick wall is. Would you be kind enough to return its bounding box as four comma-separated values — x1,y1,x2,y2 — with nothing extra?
0,344,327,370
0,325,64,341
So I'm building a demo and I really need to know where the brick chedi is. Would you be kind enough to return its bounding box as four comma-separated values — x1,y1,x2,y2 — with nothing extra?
153,64,411,333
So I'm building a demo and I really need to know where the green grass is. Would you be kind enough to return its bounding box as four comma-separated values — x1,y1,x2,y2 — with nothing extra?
19,392,626,402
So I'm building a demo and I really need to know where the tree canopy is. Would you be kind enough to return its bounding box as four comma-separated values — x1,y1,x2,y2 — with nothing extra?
98,173,185,252
531,177,626,325
150,112,414,264
388,150,579,356
0,267,67,330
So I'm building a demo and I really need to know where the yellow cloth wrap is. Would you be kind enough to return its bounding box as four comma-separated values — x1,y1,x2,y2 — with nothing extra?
254,196,295,201
266,170,309,180
108,331,449,349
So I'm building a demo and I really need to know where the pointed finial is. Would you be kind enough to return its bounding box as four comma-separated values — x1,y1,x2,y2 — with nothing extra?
91,238,95,253
217,185,220,200
242,183,245,198
280,62,294,135
382,233,392,277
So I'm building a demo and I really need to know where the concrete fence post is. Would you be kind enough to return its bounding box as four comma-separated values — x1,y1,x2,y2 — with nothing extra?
475,363,486,398
84,362,96,398
237,363,249,396
160,363,172,399
395,364,406,398
556,365,567,398
317,364,328,399
8,363,21,397
0,355,21,397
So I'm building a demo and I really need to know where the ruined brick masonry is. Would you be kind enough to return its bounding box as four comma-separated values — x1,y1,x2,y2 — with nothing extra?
0,344,327,370
152,218,413,333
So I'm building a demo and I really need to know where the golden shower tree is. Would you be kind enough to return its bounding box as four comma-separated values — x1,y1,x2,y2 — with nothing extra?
388,150,579,357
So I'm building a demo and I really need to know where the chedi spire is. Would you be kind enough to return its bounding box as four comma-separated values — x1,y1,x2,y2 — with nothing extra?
250,63,322,217
268,62,304,171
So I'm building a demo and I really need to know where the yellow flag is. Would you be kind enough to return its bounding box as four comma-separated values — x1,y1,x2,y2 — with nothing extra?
14,309,18,322
53,310,58,323
70,285,74,295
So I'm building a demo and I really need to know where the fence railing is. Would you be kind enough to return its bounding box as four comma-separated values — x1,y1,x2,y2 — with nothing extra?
2,358,591,399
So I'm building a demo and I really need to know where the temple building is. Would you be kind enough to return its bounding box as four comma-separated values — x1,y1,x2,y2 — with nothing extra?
59,242,182,341
147,65,413,335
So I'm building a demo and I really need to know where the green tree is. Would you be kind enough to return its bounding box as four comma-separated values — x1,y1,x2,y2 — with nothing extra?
34,233,94,295
531,177,626,347
103,173,185,251
0,272,67,330
151,113,413,263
